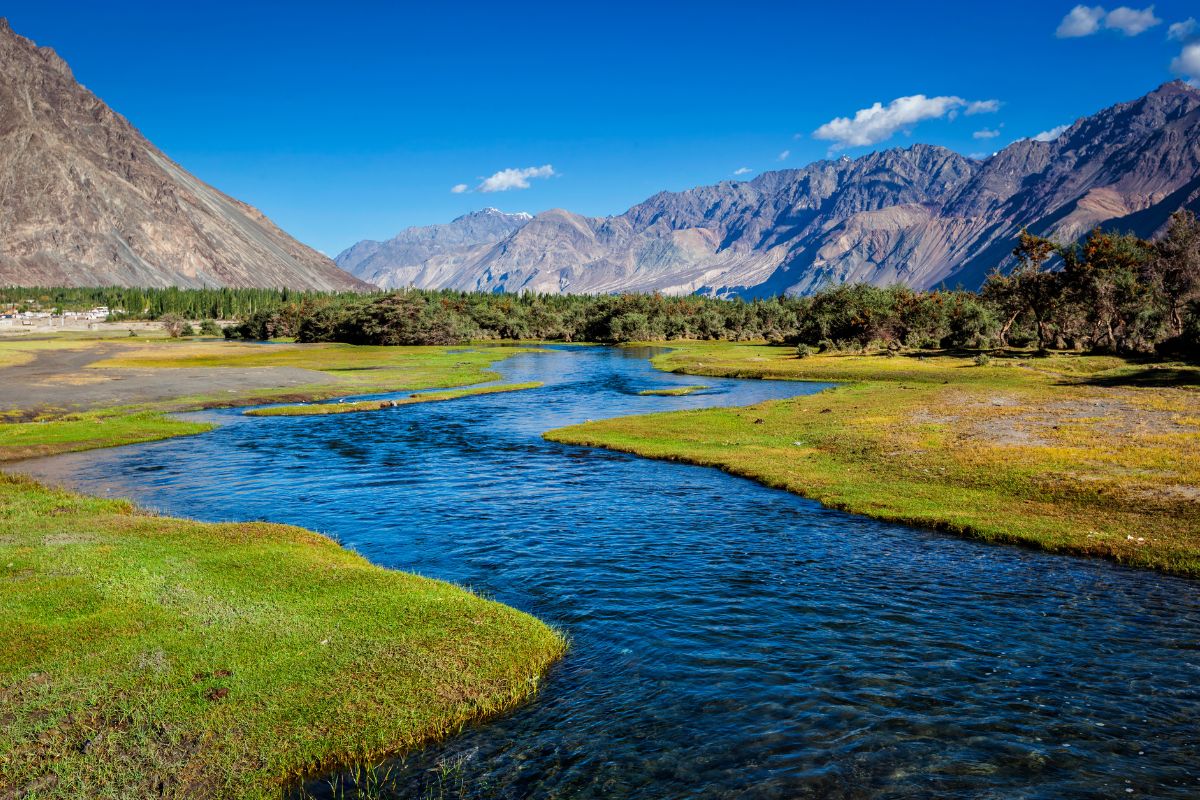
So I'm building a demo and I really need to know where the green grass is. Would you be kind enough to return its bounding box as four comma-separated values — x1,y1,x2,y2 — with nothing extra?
548,343,1200,577
0,338,566,796
0,340,541,462
0,473,564,798
0,409,213,461
636,385,708,396
245,382,544,417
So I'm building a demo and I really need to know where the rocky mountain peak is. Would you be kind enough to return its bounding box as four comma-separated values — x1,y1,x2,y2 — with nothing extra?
336,83,1200,298
0,20,368,290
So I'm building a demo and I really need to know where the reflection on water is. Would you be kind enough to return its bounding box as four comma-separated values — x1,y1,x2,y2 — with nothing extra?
18,346,1200,798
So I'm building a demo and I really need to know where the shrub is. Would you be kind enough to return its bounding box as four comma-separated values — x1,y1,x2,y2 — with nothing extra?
198,319,221,336
159,313,186,338
795,343,812,359
974,353,992,366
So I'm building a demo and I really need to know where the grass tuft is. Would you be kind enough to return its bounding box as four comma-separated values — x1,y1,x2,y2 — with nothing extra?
636,385,709,396
245,382,543,416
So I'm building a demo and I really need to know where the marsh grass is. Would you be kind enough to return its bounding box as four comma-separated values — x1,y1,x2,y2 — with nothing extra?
246,383,544,417
636,385,709,396
0,339,542,461
548,343,1200,576
0,474,565,798
0,409,213,460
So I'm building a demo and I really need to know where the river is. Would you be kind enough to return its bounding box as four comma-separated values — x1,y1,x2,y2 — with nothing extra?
16,345,1200,798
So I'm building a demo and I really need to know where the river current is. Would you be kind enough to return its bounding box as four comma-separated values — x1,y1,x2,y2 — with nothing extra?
18,346,1200,798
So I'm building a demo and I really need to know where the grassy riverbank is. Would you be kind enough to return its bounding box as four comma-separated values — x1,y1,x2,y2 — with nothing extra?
0,337,564,797
547,343,1200,577
0,339,538,461
0,474,563,797
245,382,543,416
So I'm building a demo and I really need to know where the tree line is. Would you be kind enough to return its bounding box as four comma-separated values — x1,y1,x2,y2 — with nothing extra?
221,211,1200,357
0,286,366,320
5,212,1198,357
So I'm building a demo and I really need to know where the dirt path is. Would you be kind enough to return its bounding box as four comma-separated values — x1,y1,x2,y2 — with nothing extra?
1,342,338,412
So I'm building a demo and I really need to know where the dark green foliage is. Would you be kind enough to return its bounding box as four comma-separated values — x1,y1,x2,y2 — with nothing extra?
0,286,369,320
980,213,1200,355
5,214,1197,356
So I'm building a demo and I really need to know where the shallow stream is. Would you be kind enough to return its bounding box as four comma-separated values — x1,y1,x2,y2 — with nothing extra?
18,346,1200,798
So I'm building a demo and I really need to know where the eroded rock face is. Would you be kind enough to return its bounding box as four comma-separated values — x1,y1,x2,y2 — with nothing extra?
0,19,369,290
336,208,533,290
340,82,1200,297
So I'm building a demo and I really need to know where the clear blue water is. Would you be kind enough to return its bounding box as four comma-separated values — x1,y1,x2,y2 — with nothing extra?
17,346,1200,798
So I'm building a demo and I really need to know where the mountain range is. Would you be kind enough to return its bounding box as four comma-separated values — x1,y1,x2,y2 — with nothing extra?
2,14,1198,298
0,19,367,291
338,82,1200,297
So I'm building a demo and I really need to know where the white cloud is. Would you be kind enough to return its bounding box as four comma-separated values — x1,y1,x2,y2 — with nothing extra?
973,128,1001,139
1032,124,1070,142
965,99,1001,115
777,150,791,161
1057,5,1106,37
1172,41,1200,78
733,167,753,175
1169,17,1197,41
1105,6,1161,35
475,165,556,193
812,94,997,149
1056,5,1162,37
450,183,469,194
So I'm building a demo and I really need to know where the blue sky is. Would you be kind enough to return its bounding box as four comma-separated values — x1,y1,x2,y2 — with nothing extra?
6,1,1199,255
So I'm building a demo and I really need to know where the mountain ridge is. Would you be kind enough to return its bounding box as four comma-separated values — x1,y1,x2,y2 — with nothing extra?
0,19,369,291
338,81,1200,297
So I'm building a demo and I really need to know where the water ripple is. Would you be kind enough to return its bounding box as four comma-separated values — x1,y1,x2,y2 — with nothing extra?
17,346,1200,799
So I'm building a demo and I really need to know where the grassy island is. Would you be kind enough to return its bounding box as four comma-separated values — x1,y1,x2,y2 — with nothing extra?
637,385,708,396
548,343,1200,577
0,474,563,797
244,382,543,416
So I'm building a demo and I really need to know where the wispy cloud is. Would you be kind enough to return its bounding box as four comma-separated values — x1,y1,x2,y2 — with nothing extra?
1056,5,1161,37
777,150,790,161
1105,5,1161,35
450,184,469,194
1032,124,1070,142
812,94,999,149
468,165,557,193
965,99,1001,115
733,167,753,176
1168,17,1197,40
973,128,1001,140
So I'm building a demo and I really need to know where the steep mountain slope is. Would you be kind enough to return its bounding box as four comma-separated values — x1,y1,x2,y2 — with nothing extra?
339,82,1200,297
0,19,368,290
337,208,532,289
